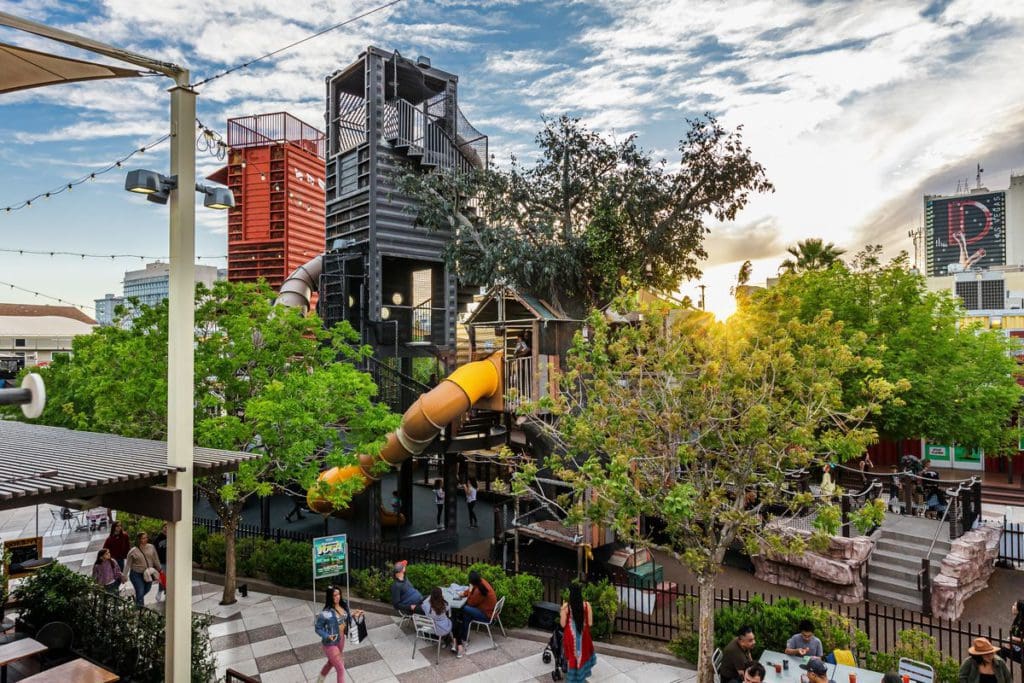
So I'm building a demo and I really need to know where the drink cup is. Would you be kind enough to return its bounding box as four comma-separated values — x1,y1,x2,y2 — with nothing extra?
775,663,783,674
784,660,789,671
849,673,857,683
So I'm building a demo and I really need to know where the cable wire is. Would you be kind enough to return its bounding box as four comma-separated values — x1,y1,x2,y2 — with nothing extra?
0,248,226,261
0,279,95,311
190,0,404,88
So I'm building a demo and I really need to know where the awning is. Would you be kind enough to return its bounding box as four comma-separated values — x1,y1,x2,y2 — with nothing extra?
0,421,260,520
0,41,146,94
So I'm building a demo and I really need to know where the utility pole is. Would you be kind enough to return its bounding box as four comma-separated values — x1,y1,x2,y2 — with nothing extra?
698,284,706,311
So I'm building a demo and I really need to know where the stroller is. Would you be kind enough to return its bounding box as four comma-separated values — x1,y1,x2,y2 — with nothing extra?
542,626,567,680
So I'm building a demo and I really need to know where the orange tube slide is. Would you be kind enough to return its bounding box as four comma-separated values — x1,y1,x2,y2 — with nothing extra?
307,352,504,514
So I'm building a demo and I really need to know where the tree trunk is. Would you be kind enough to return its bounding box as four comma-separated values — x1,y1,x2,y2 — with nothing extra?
221,518,238,605
697,575,717,683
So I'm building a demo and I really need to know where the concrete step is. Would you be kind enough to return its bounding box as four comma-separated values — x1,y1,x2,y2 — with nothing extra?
869,573,921,594
878,530,952,552
869,562,939,581
867,585,926,612
869,548,923,571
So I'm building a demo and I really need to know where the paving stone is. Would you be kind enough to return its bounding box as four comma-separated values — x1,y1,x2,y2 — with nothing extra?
246,623,286,644
255,648,300,673
211,630,251,651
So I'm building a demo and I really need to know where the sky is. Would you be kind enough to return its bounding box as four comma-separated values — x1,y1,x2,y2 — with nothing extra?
2,1,1024,320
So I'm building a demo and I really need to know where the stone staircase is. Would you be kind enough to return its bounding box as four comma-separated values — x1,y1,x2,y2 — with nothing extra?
868,523,951,611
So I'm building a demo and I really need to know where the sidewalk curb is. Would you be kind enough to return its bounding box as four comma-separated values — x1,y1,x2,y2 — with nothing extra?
192,568,692,668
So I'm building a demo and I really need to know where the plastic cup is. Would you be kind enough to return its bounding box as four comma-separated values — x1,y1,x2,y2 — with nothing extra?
775,663,783,675
849,673,857,683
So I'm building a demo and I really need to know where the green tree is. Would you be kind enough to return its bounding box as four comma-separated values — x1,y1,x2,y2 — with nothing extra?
400,115,773,315
764,253,1022,452
779,238,846,273
516,295,890,683
18,281,398,604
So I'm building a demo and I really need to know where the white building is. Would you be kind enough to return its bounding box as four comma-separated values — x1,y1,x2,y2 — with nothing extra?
94,261,222,325
0,303,97,365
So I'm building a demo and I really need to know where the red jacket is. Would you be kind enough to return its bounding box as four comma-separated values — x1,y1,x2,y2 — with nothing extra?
466,578,497,619
103,532,131,561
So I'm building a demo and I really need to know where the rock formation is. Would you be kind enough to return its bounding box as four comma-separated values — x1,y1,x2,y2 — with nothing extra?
930,522,1002,620
752,532,874,604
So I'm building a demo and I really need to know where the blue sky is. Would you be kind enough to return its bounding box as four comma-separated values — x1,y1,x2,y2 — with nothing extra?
2,0,1023,319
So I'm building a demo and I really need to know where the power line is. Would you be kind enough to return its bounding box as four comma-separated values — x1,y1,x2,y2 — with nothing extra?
2,133,170,215
0,248,226,261
190,0,404,88
0,279,95,311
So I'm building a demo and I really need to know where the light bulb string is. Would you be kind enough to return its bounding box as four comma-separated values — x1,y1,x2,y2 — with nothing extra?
2,133,171,214
0,248,226,261
0,279,95,311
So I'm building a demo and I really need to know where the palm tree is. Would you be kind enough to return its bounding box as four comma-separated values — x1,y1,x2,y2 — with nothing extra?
779,238,846,273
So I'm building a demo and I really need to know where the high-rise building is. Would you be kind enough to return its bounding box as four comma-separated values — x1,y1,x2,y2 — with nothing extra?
94,261,222,325
213,112,326,291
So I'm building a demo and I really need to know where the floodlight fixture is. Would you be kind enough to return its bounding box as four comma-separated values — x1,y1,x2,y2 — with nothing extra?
200,184,235,210
124,168,176,204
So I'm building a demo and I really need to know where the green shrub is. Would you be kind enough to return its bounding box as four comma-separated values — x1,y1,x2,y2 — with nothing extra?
117,513,164,538
352,568,392,602
861,630,959,683
192,524,209,561
13,563,94,630
670,596,855,664
503,573,543,629
200,533,227,574
235,537,266,579
404,563,465,593
263,539,312,588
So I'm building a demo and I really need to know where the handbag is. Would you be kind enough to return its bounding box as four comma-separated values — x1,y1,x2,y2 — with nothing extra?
119,581,135,599
356,614,368,643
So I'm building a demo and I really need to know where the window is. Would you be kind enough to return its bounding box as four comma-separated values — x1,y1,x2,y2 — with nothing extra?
14,339,25,348
981,280,1005,310
955,281,978,310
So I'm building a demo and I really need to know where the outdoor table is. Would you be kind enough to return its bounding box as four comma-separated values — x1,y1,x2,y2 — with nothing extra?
21,657,119,682
0,637,47,683
442,585,469,610
759,649,883,683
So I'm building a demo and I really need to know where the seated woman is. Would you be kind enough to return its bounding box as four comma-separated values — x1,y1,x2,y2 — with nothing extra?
421,587,466,658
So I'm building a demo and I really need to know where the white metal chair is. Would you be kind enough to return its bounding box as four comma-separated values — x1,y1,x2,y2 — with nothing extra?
899,657,935,683
713,647,724,683
466,596,506,649
395,608,412,631
411,614,444,664
45,508,85,537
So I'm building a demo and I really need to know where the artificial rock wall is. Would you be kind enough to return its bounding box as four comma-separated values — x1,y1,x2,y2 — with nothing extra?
930,522,1002,620
752,533,874,604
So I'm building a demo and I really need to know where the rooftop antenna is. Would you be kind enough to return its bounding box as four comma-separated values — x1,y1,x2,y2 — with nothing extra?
976,163,984,190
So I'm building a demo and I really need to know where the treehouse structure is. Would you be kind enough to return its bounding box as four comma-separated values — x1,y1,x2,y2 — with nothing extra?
318,47,488,371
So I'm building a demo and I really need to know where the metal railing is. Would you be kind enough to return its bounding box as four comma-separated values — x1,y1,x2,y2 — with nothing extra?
362,354,430,414
383,98,482,173
411,298,433,343
228,112,326,158
504,356,534,412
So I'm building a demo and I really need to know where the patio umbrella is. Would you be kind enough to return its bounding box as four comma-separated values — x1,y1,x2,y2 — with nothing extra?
0,41,146,94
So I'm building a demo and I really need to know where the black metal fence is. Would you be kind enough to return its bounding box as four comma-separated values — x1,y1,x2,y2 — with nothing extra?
194,515,1023,678
999,519,1024,567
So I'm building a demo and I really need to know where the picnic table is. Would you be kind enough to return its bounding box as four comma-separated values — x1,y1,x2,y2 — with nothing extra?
0,637,47,683
21,657,119,682
441,585,469,610
759,649,883,683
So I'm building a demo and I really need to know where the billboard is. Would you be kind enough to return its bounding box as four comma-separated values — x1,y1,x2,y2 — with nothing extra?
312,534,348,580
927,191,1006,275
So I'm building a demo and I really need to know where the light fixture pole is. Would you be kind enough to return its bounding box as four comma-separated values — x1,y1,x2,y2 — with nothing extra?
165,70,196,683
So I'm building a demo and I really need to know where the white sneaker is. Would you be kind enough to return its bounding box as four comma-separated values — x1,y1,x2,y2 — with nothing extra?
317,674,326,683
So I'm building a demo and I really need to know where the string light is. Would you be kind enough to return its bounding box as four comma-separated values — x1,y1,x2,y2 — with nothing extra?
0,279,95,311
189,0,404,89
195,117,270,183
2,133,171,215
0,248,227,261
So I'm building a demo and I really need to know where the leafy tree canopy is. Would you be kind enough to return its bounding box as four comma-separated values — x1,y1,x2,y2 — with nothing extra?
761,249,1022,452
401,114,773,315
15,281,398,602
515,292,890,683
779,238,846,273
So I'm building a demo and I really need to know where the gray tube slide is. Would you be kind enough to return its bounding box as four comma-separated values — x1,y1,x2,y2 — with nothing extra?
274,255,323,313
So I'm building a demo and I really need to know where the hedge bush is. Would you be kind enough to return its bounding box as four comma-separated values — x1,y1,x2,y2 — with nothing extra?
670,596,855,663
352,568,392,603
857,630,959,683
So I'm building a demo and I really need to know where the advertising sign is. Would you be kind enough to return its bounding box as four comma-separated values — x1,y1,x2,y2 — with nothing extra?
924,443,983,470
927,191,1006,275
312,534,348,580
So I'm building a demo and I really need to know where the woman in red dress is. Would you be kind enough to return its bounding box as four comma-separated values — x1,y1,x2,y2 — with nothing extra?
560,584,596,681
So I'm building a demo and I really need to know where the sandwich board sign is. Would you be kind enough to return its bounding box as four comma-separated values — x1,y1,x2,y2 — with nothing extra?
313,534,348,580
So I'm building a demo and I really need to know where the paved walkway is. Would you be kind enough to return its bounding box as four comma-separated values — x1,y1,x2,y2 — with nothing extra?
1,505,695,682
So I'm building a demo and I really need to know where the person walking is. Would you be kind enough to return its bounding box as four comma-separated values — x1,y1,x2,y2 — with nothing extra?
125,531,162,608
315,585,362,683
561,584,596,681
433,479,445,528
959,637,1012,683
103,521,131,572
464,478,479,528
152,523,168,602
91,548,125,593
998,600,1024,663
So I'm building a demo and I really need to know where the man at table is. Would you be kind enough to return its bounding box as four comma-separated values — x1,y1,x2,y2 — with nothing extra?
390,560,425,615
721,625,756,683
743,662,766,683
801,658,833,683
785,619,824,658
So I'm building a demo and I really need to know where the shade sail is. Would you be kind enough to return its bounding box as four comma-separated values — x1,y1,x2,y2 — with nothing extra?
0,41,146,94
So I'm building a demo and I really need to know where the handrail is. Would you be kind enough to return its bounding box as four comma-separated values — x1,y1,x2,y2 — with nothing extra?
916,476,979,615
